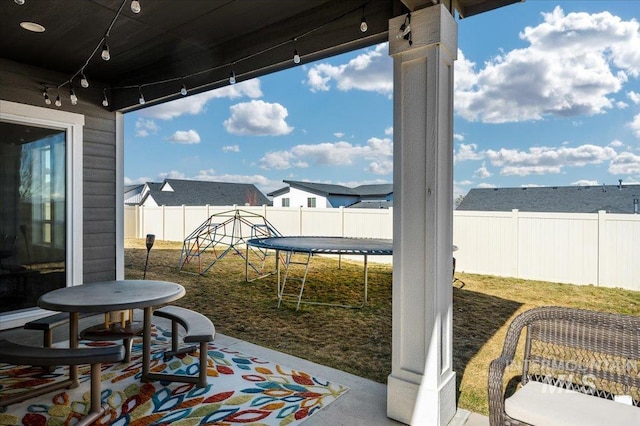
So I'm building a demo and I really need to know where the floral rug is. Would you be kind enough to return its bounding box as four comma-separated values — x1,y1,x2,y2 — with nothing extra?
0,327,349,425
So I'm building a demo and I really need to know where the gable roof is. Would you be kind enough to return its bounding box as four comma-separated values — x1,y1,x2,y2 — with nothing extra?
269,180,392,197
280,180,358,197
457,185,640,214
140,179,270,207
353,183,394,197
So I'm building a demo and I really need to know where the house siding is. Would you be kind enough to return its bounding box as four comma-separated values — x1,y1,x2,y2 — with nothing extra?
1,59,118,283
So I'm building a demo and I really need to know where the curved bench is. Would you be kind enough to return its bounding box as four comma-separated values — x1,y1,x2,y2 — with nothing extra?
149,305,215,388
0,339,125,426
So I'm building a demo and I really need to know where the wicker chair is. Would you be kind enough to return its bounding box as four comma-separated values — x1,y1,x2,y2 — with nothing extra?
488,306,640,426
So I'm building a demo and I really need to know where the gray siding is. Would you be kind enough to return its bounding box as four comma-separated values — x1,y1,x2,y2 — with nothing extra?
1,59,118,283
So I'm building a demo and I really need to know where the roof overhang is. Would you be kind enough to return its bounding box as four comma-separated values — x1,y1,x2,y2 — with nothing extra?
0,0,522,111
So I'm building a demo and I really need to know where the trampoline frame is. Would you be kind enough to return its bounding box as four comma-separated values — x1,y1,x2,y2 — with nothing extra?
245,236,393,310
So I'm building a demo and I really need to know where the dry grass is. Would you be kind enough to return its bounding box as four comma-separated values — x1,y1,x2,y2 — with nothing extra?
125,238,640,416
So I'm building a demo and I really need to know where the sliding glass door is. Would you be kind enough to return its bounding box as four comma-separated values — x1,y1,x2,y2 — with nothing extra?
0,121,67,313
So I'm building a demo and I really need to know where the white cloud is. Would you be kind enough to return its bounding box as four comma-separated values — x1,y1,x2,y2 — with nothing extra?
456,180,473,185
223,100,293,136
157,170,186,180
455,7,640,123
628,91,640,104
334,132,344,138
629,113,640,138
168,129,201,144
521,184,545,188
222,145,240,152
135,118,159,137
455,143,484,162
477,183,497,188
609,140,624,147
124,176,153,185
140,79,263,120
454,133,464,141
385,127,393,136
608,152,640,174
485,144,617,176
473,163,492,179
258,137,393,175
572,179,598,186
306,43,392,96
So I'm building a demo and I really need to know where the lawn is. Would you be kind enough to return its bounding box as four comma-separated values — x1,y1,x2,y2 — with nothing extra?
125,238,640,416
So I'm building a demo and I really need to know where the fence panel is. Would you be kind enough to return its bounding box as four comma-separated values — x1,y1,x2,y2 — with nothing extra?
517,212,598,285
599,214,640,291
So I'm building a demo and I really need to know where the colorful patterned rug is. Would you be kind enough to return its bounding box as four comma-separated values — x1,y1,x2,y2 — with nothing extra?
0,327,349,425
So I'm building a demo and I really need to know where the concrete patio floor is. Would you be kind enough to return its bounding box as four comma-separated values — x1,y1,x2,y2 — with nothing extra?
0,313,488,426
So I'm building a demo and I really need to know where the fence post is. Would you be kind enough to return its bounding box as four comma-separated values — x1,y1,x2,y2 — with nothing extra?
140,205,144,239
182,205,186,241
511,209,519,277
340,206,345,237
299,206,303,236
597,210,606,286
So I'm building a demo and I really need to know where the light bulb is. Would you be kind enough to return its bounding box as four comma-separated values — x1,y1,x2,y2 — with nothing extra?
101,43,110,61
102,95,109,107
360,17,368,32
293,49,300,64
14,0,25,5
43,90,51,105
130,0,141,13
229,71,236,84
55,95,62,107
80,73,89,88
180,84,188,96
138,88,145,105
70,87,78,105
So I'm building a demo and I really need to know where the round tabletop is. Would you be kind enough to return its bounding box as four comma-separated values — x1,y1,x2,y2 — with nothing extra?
39,280,185,313
247,236,393,255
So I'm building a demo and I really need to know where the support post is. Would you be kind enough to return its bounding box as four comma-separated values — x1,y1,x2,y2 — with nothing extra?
387,5,457,425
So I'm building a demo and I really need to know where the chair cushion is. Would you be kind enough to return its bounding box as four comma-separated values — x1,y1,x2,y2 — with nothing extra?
505,381,640,426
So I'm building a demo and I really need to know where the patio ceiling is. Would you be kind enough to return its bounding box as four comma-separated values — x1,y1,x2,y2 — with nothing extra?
0,0,520,111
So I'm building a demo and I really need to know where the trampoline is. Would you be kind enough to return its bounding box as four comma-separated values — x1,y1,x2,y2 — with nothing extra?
246,236,392,310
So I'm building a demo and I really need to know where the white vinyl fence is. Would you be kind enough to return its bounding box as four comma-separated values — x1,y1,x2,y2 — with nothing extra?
124,205,640,291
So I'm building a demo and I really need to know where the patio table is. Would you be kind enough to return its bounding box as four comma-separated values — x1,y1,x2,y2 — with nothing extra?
38,280,185,384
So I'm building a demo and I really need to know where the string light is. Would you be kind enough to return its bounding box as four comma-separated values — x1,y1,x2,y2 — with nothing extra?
69,85,78,105
80,70,89,88
138,87,145,104
43,88,51,105
45,1,369,109
293,39,301,64
360,6,368,33
101,42,111,61
102,89,109,107
229,65,236,84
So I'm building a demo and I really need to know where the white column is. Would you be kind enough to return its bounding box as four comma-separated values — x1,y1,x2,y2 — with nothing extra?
387,5,457,425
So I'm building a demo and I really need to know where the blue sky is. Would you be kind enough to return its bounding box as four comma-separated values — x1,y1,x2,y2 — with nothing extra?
124,1,640,199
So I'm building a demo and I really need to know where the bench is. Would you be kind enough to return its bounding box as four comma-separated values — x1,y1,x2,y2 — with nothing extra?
24,312,99,347
0,339,125,426
488,306,640,426
148,305,215,388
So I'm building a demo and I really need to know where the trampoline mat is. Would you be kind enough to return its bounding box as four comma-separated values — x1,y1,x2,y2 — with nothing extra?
247,236,393,255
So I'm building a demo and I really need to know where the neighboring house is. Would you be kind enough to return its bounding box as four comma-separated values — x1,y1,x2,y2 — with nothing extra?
457,184,640,214
124,182,163,205
269,180,393,208
131,179,270,207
